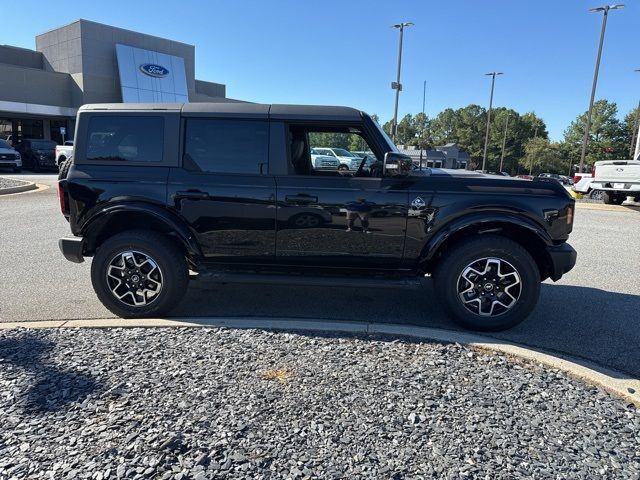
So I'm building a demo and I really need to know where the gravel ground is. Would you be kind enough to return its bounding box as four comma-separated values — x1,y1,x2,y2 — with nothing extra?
0,177,27,190
1,328,638,479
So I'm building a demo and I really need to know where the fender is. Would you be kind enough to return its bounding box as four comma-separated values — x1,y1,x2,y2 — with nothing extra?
81,201,203,258
421,211,553,263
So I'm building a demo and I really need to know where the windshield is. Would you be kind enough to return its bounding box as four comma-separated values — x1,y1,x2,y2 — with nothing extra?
31,141,56,150
332,148,356,157
371,117,399,153
0,139,10,149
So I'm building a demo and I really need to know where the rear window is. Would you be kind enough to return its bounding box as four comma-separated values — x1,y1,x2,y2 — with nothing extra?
183,118,268,174
31,140,56,150
86,116,163,162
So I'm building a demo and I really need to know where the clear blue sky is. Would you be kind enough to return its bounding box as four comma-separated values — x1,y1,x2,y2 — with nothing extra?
4,0,638,140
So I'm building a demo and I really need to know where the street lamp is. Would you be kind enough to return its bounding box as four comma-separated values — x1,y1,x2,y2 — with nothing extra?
391,22,414,143
482,72,503,171
579,4,624,173
499,113,511,172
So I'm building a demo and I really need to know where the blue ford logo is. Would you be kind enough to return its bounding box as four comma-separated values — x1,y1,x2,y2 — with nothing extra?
139,64,169,77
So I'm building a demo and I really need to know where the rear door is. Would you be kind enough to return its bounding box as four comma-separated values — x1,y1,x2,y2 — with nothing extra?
167,113,277,263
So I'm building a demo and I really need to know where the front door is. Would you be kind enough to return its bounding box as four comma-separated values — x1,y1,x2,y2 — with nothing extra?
167,117,276,263
274,123,408,269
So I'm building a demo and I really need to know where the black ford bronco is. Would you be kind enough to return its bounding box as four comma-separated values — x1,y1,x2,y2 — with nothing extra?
58,103,576,331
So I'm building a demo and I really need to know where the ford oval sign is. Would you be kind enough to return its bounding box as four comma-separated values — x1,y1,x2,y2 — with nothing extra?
139,64,169,78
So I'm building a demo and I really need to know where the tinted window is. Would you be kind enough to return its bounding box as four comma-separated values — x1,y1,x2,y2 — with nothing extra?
184,119,268,174
31,140,57,150
86,116,163,162
0,139,10,149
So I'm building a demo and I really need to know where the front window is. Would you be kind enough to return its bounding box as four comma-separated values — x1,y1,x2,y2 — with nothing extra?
0,139,10,149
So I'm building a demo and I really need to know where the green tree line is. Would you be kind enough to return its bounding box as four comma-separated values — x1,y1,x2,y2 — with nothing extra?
377,100,639,175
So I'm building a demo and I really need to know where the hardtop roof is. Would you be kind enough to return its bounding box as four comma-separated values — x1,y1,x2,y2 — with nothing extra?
79,103,364,121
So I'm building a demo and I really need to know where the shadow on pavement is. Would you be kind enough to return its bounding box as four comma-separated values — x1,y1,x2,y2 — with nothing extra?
172,280,640,380
0,333,101,413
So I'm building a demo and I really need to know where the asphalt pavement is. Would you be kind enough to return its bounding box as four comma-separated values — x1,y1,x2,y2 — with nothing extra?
1,173,639,377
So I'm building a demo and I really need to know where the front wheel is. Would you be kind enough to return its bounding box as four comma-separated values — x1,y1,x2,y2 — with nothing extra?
433,235,540,331
91,230,188,318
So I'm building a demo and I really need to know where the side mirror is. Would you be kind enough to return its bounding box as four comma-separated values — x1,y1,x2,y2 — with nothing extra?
383,152,413,177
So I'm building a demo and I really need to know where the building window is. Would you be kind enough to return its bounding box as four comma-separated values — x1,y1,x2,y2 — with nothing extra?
183,118,268,174
86,116,164,162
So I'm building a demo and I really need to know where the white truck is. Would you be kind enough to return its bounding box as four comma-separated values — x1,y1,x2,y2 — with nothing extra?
55,140,74,168
590,160,640,204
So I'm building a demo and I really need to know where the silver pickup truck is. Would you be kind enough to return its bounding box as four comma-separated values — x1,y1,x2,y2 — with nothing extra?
590,160,640,204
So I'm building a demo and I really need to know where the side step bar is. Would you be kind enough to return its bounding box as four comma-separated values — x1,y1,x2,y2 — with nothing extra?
192,272,423,289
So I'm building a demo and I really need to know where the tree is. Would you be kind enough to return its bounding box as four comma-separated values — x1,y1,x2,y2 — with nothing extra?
520,137,567,175
623,105,640,158
562,99,626,165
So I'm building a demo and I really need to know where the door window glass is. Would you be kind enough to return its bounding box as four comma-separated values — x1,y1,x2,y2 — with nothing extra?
289,126,380,177
184,119,268,174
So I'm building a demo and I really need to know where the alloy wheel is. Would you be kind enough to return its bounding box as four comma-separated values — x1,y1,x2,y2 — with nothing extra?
457,257,522,317
106,250,163,307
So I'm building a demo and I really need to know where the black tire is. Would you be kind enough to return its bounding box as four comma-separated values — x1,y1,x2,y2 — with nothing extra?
611,194,625,205
432,235,540,331
31,157,41,172
58,158,72,180
91,230,188,318
602,191,625,205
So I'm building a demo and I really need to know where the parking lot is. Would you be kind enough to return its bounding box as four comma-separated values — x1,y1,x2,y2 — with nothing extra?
1,173,639,377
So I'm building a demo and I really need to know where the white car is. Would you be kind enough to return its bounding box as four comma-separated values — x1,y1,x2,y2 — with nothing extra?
572,175,595,195
590,160,640,204
55,140,74,167
0,138,22,172
310,149,339,170
312,147,361,171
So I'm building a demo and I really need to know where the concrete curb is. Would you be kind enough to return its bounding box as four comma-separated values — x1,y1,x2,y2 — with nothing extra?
0,181,37,195
1,317,638,407
575,202,640,212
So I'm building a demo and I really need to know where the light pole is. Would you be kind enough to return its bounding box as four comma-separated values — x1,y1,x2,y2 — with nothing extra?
391,22,413,143
482,72,503,171
499,113,511,172
419,80,426,166
579,4,624,173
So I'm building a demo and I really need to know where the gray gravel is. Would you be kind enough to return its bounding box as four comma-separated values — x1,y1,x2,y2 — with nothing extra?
0,177,27,190
1,328,638,479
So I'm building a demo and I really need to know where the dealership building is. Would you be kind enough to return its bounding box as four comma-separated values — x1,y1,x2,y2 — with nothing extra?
0,19,235,145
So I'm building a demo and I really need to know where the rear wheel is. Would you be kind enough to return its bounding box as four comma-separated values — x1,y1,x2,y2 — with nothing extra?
602,191,624,205
433,235,540,331
589,189,604,201
91,230,188,318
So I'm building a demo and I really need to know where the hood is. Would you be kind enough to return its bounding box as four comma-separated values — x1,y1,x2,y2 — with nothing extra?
0,147,17,154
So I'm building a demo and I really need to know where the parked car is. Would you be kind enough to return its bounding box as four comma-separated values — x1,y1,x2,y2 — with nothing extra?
589,160,640,204
310,149,339,170
55,140,74,167
0,138,22,172
539,173,571,186
58,102,576,332
311,147,361,171
572,176,596,196
14,138,57,171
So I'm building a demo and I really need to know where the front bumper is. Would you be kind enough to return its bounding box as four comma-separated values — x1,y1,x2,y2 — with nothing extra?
546,243,577,281
59,237,85,263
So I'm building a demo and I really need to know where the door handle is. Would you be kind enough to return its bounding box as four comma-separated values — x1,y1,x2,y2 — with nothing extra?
175,190,209,200
285,194,318,204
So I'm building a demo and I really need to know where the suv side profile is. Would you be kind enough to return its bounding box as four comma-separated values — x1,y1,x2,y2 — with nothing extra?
58,103,576,331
